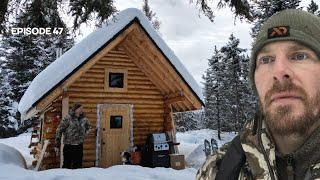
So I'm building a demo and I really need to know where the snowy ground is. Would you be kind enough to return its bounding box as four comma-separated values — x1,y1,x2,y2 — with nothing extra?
0,129,235,180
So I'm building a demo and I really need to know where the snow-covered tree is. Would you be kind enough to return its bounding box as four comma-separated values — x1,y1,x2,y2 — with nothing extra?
203,34,256,135
193,0,253,22
203,46,224,139
307,0,320,16
251,0,301,38
0,0,74,131
0,0,116,32
142,0,161,31
174,110,204,132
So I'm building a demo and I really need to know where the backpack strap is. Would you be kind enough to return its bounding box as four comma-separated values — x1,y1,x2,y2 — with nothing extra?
215,135,246,180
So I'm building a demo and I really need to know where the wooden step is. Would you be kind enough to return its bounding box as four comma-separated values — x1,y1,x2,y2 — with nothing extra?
29,142,38,148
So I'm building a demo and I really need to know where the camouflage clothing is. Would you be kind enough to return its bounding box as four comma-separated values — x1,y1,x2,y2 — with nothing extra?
196,118,320,180
55,112,91,145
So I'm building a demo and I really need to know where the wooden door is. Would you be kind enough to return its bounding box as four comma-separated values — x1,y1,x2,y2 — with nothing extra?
100,104,130,167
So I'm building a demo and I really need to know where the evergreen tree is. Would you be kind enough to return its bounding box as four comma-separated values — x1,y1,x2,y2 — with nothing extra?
251,0,301,38
0,0,116,32
193,0,253,22
0,0,74,130
142,0,161,31
203,34,256,134
174,110,204,132
307,0,320,16
69,0,116,30
203,46,224,139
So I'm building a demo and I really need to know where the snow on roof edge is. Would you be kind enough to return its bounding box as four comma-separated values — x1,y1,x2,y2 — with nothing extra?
18,8,204,116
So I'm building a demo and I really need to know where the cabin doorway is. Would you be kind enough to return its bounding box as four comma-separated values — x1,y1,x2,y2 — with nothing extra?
99,104,131,168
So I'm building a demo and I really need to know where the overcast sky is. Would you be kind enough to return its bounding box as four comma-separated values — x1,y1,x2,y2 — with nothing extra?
115,0,252,85
78,0,315,86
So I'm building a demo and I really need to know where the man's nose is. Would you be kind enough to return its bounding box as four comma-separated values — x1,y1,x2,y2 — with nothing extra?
272,55,293,82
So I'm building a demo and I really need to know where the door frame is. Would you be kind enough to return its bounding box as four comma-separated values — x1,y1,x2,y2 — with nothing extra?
95,104,134,167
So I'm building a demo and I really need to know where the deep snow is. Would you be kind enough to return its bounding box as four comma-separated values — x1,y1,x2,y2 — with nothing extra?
0,129,235,180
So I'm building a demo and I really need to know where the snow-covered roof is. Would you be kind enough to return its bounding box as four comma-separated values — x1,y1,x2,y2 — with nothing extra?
18,8,204,116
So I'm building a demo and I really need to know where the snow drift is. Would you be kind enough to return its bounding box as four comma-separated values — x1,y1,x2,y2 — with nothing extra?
0,143,27,169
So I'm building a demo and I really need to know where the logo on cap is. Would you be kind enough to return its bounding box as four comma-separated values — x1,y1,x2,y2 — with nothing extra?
268,26,290,39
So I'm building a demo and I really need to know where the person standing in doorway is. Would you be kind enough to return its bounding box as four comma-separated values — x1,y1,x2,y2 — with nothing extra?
55,102,91,169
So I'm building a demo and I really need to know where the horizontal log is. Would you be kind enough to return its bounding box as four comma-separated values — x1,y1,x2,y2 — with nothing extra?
69,98,164,105
95,61,136,66
83,155,96,162
100,57,131,63
133,130,163,136
133,114,163,118
134,118,164,123
128,86,159,91
68,92,163,99
71,80,157,89
91,64,140,72
76,76,103,81
105,53,129,58
70,97,163,103
133,109,164,114
134,127,163,132
134,122,163,127
83,106,164,112
83,161,95,168
72,80,104,85
83,142,96,150
68,85,159,92
128,80,154,85
67,88,162,95
83,150,96,156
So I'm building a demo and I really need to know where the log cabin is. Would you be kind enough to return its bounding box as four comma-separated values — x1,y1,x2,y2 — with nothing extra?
18,8,204,170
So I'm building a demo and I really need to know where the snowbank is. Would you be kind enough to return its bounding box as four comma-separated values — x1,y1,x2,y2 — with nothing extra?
0,143,27,169
176,129,236,169
0,129,235,179
0,132,34,167
0,164,197,180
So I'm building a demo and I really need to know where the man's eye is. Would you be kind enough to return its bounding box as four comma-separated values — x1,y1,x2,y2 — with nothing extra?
290,52,308,61
258,56,274,65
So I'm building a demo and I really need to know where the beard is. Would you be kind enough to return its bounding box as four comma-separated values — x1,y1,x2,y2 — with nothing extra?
260,79,320,136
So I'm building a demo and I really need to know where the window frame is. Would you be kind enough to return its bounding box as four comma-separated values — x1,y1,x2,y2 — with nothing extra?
105,68,128,92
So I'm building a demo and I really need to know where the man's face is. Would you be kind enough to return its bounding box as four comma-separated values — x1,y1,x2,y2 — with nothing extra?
74,106,83,117
254,41,320,135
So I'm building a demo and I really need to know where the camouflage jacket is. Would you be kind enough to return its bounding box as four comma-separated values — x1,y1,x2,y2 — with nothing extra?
196,119,320,180
55,112,91,145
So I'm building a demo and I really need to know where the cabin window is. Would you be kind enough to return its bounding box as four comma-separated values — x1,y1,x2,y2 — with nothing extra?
109,73,124,88
110,115,123,129
105,68,128,92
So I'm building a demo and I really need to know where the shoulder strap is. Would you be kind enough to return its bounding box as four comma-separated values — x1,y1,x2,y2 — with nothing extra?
215,135,246,180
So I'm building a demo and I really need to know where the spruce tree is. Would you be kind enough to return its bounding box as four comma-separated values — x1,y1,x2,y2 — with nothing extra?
203,46,224,139
193,0,253,22
203,34,256,134
251,0,301,38
0,0,74,130
1,0,116,32
307,0,320,16
174,110,203,132
142,0,161,31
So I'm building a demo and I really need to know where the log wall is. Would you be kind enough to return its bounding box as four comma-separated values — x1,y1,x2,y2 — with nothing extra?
37,98,62,169
67,46,165,167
